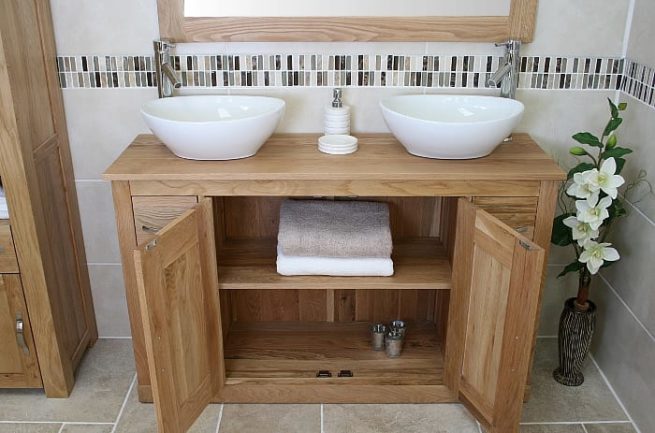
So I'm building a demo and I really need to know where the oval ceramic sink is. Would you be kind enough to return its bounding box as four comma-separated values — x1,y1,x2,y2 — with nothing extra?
141,95,285,160
380,95,524,159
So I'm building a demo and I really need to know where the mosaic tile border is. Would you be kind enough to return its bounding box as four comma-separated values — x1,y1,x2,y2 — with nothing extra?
621,58,655,108
56,54,624,91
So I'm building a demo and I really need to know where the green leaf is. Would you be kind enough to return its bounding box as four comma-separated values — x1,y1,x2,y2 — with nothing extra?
567,162,596,180
603,117,623,137
606,134,618,149
608,199,627,219
615,157,627,175
618,102,628,111
570,146,588,156
573,132,603,148
608,98,619,119
602,146,633,159
552,213,574,246
558,261,584,278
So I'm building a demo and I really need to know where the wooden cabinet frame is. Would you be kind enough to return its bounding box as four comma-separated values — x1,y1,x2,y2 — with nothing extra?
106,133,563,433
157,0,538,42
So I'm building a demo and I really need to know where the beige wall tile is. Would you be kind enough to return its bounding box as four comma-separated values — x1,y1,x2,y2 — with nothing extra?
88,265,130,338
50,0,159,55
627,0,655,66
522,0,629,57
591,279,655,433
219,404,320,433
616,96,655,223
538,267,580,336
601,204,655,335
76,181,120,263
62,88,156,180
323,404,478,433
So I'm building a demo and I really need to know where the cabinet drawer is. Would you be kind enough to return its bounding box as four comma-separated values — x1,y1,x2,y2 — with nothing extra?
0,222,19,273
132,196,198,245
472,197,538,239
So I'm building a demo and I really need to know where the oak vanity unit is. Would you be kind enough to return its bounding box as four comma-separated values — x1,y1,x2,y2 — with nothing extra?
105,133,565,433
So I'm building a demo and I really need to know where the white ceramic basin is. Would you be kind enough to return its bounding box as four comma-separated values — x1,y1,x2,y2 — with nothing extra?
141,95,285,160
380,95,524,159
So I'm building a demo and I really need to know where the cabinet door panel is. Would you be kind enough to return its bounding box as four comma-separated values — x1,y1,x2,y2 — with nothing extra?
0,274,41,387
134,199,223,433
449,198,544,433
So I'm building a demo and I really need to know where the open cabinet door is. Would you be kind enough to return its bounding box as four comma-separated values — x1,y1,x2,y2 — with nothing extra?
134,199,223,433
449,198,545,433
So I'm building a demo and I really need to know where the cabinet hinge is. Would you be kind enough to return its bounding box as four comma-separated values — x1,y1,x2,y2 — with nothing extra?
518,240,533,250
145,239,158,251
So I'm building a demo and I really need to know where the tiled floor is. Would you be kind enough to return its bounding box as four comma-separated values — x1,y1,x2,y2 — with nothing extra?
0,338,639,433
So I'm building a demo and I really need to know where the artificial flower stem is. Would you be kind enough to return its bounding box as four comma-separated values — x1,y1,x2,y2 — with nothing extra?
576,270,591,311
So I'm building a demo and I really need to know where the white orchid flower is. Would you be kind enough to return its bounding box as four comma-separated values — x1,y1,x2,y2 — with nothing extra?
586,158,625,199
579,240,620,274
575,196,612,230
567,170,600,203
563,216,599,246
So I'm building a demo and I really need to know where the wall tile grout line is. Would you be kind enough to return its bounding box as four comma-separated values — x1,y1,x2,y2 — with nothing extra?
57,424,65,433
598,274,655,343
589,354,642,433
0,421,115,425
110,373,137,433
581,423,590,433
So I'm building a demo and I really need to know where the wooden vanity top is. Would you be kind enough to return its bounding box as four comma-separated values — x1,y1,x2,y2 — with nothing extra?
104,133,565,182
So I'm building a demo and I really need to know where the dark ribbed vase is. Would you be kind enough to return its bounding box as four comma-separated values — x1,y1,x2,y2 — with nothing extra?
553,297,597,386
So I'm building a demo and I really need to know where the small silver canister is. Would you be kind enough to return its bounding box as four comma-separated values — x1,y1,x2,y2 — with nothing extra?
390,320,407,339
371,324,387,351
385,330,403,358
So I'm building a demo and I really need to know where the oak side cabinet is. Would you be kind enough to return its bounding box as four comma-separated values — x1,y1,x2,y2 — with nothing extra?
0,0,97,396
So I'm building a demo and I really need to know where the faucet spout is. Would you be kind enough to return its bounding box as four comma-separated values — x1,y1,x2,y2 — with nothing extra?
487,62,512,88
162,62,181,89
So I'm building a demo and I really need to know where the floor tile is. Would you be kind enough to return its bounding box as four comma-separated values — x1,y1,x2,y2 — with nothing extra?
0,424,61,433
520,425,585,433
60,424,114,433
219,404,320,433
522,340,628,423
113,381,220,433
323,404,478,433
0,339,135,422
584,423,638,433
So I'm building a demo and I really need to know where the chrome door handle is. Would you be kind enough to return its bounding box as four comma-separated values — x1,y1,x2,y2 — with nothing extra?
16,314,29,355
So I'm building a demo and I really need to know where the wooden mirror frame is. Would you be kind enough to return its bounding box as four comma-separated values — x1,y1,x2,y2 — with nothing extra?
157,0,537,43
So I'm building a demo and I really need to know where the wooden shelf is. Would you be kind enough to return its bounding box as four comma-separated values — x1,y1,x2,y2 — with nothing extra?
217,238,452,291
224,321,443,386
219,262,451,290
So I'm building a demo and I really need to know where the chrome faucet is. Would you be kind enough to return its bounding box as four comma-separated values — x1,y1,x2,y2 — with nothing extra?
154,39,181,98
487,40,521,99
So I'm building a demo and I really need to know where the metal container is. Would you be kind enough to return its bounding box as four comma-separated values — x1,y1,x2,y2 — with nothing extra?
370,324,387,351
390,320,407,339
385,330,403,358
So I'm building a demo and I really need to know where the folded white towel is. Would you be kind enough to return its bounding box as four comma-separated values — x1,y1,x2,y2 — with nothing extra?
276,246,394,277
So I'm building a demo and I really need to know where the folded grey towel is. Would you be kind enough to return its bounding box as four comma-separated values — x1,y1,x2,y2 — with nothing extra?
278,199,392,258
